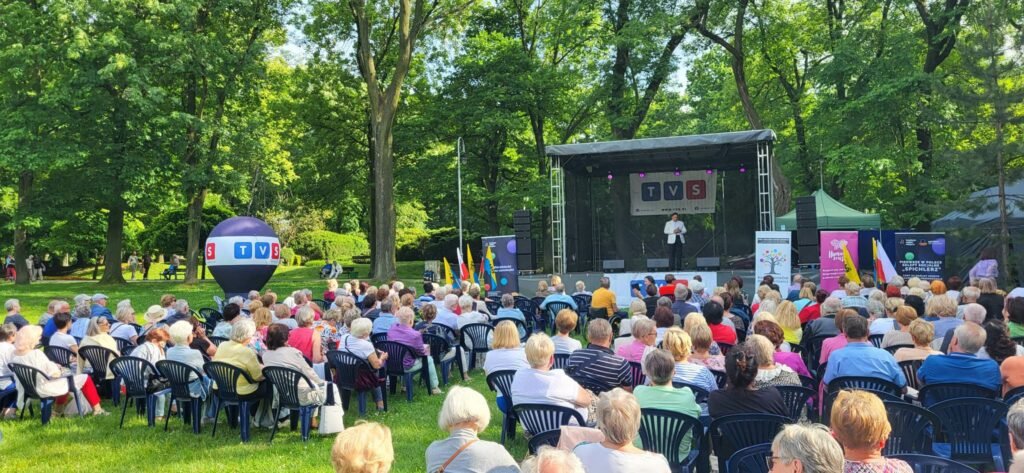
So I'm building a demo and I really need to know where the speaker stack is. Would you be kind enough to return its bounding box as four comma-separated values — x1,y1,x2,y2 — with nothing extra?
795,196,819,266
514,210,535,271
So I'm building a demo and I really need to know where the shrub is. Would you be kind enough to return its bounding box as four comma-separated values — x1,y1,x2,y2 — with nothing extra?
280,247,296,266
291,230,369,262
396,226,481,261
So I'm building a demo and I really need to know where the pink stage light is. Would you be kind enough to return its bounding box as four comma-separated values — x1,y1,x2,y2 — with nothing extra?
638,172,646,178
607,172,613,180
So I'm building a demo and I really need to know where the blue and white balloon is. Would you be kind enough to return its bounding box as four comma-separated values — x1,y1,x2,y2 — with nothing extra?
205,217,280,298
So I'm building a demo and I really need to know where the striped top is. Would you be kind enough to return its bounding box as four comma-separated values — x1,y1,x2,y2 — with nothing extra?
566,345,632,393
673,361,718,393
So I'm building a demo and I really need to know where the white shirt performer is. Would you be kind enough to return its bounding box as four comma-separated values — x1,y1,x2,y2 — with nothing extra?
663,213,686,270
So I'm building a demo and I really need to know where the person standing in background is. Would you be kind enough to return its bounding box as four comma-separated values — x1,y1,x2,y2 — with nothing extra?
969,248,999,285
663,213,686,270
142,252,152,280
128,251,140,280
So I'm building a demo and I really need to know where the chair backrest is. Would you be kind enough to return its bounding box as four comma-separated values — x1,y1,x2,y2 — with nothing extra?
156,359,205,400
79,345,118,378
422,333,452,360
868,333,885,348
827,376,903,397
527,429,562,454
370,333,389,346
460,323,493,352
203,361,256,401
492,317,529,341
775,385,817,421
312,299,330,312
805,334,832,369
552,353,571,370
899,359,924,390
918,383,1000,408
263,366,317,409
788,343,804,355
922,398,1008,464
710,414,790,464
1004,385,1024,406
514,298,540,318
883,401,942,456
114,337,135,355
672,381,710,404
212,295,225,310
717,342,734,356
376,341,416,376
199,308,222,333
890,454,980,473
628,361,646,387
44,345,76,368
572,294,591,311
823,388,905,425
798,375,816,391
486,370,516,404
637,408,703,466
326,350,373,392
484,300,501,315
531,297,547,311
884,344,914,355
209,336,229,347
513,403,585,435
725,443,772,473
7,362,53,400
109,356,160,397
545,301,572,318
711,370,728,389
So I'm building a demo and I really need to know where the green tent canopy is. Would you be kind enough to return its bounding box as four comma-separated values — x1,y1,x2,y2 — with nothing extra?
776,189,881,230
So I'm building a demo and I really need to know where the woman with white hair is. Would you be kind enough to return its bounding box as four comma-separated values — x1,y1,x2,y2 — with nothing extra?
110,303,139,344
388,307,441,394
339,318,388,411
511,334,591,423
78,317,120,378
425,386,520,473
165,321,215,421
139,304,167,336
212,319,267,403
521,447,584,473
11,325,108,416
573,388,671,472
331,422,394,473
262,324,326,427
769,423,844,473
288,306,323,364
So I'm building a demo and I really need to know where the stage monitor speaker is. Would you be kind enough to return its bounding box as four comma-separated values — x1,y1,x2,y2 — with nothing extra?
647,258,669,271
795,196,820,265
695,257,721,271
513,210,535,270
602,259,625,272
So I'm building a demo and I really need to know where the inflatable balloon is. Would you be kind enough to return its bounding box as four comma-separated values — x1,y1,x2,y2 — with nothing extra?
205,217,281,298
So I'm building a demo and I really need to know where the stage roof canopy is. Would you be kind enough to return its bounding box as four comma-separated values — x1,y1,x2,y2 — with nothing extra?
933,180,1024,231
775,189,881,230
546,129,776,174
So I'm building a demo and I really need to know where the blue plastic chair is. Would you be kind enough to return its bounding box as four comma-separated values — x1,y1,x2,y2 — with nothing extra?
325,350,386,416
43,345,76,369
208,336,229,347
628,361,646,388
1004,385,1024,406
109,356,171,428
78,345,121,406
638,408,704,473
459,323,493,371
918,383,999,408
376,341,428,402
883,401,941,456
826,376,904,397
543,301,573,334
114,337,135,355
711,370,728,389
823,388,905,425
484,300,501,315
528,429,562,454
422,333,460,386
899,359,924,390
552,353,571,370
885,344,914,355
672,381,711,404
868,333,885,348
775,385,816,421
492,317,529,342
891,454,980,473
710,414,790,473
929,397,1008,471
262,366,322,443
513,297,541,333
204,361,262,443
370,333,388,346
513,403,585,436
725,443,771,473
8,363,83,425
804,334,832,372
156,359,206,434
486,370,518,444
572,294,591,333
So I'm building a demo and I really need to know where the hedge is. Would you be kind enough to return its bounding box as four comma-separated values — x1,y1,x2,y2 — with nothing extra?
290,230,369,262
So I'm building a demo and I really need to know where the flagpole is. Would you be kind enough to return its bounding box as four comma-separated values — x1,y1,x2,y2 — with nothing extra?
457,137,465,255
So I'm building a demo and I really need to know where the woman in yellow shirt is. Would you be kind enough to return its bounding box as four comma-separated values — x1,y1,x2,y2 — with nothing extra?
775,300,803,345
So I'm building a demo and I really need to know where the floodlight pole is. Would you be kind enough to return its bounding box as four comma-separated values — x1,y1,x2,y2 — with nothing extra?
457,137,465,253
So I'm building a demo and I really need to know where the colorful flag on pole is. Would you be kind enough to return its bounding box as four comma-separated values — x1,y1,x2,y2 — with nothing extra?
873,238,899,284
442,257,454,287
842,242,861,284
466,244,479,285
456,248,468,283
484,245,497,287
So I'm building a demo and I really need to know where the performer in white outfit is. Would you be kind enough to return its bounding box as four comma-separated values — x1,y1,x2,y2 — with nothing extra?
663,213,686,270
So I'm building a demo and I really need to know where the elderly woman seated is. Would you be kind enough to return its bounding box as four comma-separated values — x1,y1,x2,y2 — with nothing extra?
11,325,108,416
633,349,701,459
211,319,269,408
424,386,520,473
386,307,440,394
331,422,394,473
573,388,671,472
262,323,327,427
831,390,913,472
78,317,120,378
521,447,584,473
769,423,844,473
894,319,942,362
165,321,216,421
511,333,592,425
708,342,789,419
749,334,801,389
663,327,718,394
552,309,582,354
130,327,170,421
754,320,810,378
616,317,656,363
338,318,388,412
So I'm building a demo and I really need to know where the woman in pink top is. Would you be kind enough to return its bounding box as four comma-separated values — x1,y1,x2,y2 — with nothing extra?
616,318,656,363
753,319,810,378
287,306,323,364
819,309,857,365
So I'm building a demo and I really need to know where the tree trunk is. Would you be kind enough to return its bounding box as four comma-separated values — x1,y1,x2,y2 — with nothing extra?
370,120,397,280
99,197,126,284
366,118,376,275
184,188,207,283
13,171,33,285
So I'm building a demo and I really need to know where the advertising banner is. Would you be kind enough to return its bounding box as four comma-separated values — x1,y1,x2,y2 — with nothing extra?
755,231,793,285
481,235,519,297
895,232,946,280
820,231,859,292
628,171,717,216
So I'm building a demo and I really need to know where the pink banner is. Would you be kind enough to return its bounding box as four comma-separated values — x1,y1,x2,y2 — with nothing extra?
819,231,859,293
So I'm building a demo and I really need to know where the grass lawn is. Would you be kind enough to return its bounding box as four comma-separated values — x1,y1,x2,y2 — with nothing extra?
0,260,531,472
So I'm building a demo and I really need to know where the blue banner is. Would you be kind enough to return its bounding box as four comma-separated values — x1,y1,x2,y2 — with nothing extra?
895,232,947,280
482,235,519,297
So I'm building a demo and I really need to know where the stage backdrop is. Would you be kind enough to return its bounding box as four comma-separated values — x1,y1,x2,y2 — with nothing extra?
629,171,717,216
820,231,859,292
482,235,519,297
895,232,946,280
606,272,719,305
755,231,793,285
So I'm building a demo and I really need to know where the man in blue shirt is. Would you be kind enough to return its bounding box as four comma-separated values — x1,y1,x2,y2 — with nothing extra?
42,300,71,338
918,323,1001,392
823,316,906,389
540,284,578,311
495,293,527,339
415,282,436,309
90,294,114,322
371,299,398,335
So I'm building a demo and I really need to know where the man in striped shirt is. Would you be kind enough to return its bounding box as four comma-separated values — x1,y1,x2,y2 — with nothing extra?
565,319,632,393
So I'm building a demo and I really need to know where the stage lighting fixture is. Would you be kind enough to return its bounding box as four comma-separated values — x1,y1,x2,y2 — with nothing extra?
638,172,646,178
673,168,680,176
739,166,746,173
706,169,714,175
607,171,613,180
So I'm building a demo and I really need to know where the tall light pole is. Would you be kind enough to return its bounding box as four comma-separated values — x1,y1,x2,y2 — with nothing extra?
457,137,465,253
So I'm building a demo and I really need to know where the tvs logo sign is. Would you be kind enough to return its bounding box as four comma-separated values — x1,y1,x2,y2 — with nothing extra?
206,243,217,260
629,171,717,216
640,180,707,202
204,237,282,265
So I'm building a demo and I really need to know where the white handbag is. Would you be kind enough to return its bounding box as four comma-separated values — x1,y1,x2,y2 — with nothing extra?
318,382,345,435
